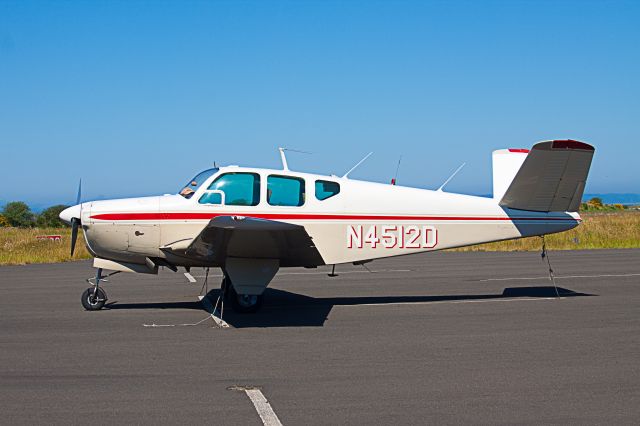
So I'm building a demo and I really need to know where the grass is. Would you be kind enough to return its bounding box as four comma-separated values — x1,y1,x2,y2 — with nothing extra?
450,211,640,252
0,227,91,265
0,211,638,265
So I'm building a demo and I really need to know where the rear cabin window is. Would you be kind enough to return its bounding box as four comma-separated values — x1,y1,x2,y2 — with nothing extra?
315,180,340,200
267,175,305,206
199,172,260,206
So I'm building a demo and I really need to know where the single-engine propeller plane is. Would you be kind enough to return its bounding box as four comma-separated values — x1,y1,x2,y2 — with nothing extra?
60,140,594,314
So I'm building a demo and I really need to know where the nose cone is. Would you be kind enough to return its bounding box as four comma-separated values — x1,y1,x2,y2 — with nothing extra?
59,204,81,224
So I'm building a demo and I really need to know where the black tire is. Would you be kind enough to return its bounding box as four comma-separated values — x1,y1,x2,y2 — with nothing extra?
228,285,263,314
81,287,107,311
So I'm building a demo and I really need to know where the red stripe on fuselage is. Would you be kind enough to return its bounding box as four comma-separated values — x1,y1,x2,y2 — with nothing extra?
89,212,578,222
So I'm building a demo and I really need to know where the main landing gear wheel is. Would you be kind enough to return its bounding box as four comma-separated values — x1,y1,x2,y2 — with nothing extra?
228,284,263,314
81,287,107,311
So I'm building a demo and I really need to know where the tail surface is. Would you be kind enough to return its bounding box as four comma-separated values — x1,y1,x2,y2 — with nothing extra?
499,140,595,212
492,148,529,201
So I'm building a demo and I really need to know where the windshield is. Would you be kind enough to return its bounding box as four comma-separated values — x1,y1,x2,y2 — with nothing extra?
178,168,219,199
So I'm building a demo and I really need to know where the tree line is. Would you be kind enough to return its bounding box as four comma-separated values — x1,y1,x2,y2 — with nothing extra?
0,202,69,228
580,197,628,212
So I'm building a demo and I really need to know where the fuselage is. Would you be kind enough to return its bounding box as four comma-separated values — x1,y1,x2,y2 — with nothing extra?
64,166,580,268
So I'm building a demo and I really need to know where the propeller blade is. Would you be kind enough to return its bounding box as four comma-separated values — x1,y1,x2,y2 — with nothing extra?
70,217,79,256
76,179,82,205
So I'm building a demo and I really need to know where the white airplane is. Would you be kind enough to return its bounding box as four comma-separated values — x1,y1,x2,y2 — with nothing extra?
60,140,594,314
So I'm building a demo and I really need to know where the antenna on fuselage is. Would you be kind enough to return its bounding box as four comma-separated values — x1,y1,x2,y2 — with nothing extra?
342,152,373,179
436,162,466,192
278,147,311,171
278,147,289,171
391,155,402,185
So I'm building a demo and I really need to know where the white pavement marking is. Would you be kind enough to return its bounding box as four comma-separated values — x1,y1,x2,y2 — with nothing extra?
183,272,197,283
198,295,229,328
244,389,283,426
479,273,640,282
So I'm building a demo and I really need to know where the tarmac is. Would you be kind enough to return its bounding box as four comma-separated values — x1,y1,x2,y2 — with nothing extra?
1,249,639,424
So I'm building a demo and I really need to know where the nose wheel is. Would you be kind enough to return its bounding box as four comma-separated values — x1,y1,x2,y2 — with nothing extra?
81,287,107,310
81,268,110,311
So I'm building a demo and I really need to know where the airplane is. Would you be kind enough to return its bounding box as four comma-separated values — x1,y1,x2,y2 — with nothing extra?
59,140,594,314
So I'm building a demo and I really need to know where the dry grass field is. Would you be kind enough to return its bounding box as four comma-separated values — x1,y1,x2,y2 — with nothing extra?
0,227,91,265
0,212,638,266
451,211,640,252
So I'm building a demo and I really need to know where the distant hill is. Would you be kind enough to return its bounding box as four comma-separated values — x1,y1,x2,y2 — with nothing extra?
0,200,61,213
474,193,640,205
583,194,640,205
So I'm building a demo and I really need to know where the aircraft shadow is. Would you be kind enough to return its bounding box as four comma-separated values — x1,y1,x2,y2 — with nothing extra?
103,286,593,328
105,301,204,310
217,286,595,329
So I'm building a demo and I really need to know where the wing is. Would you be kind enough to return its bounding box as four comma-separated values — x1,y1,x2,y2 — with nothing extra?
182,215,325,267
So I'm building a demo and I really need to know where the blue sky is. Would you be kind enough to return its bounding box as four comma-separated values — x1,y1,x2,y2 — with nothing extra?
1,0,638,207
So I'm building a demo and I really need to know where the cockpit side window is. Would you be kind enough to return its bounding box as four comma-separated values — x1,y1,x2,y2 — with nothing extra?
199,172,260,206
179,168,218,199
315,180,340,200
267,175,305,207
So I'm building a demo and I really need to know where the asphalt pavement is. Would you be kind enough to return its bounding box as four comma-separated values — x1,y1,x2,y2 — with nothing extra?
1,249,639,424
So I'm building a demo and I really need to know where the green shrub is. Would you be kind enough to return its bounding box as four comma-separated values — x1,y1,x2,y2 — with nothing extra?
2,202,34,227
36,205,70,228
588,197,604,207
